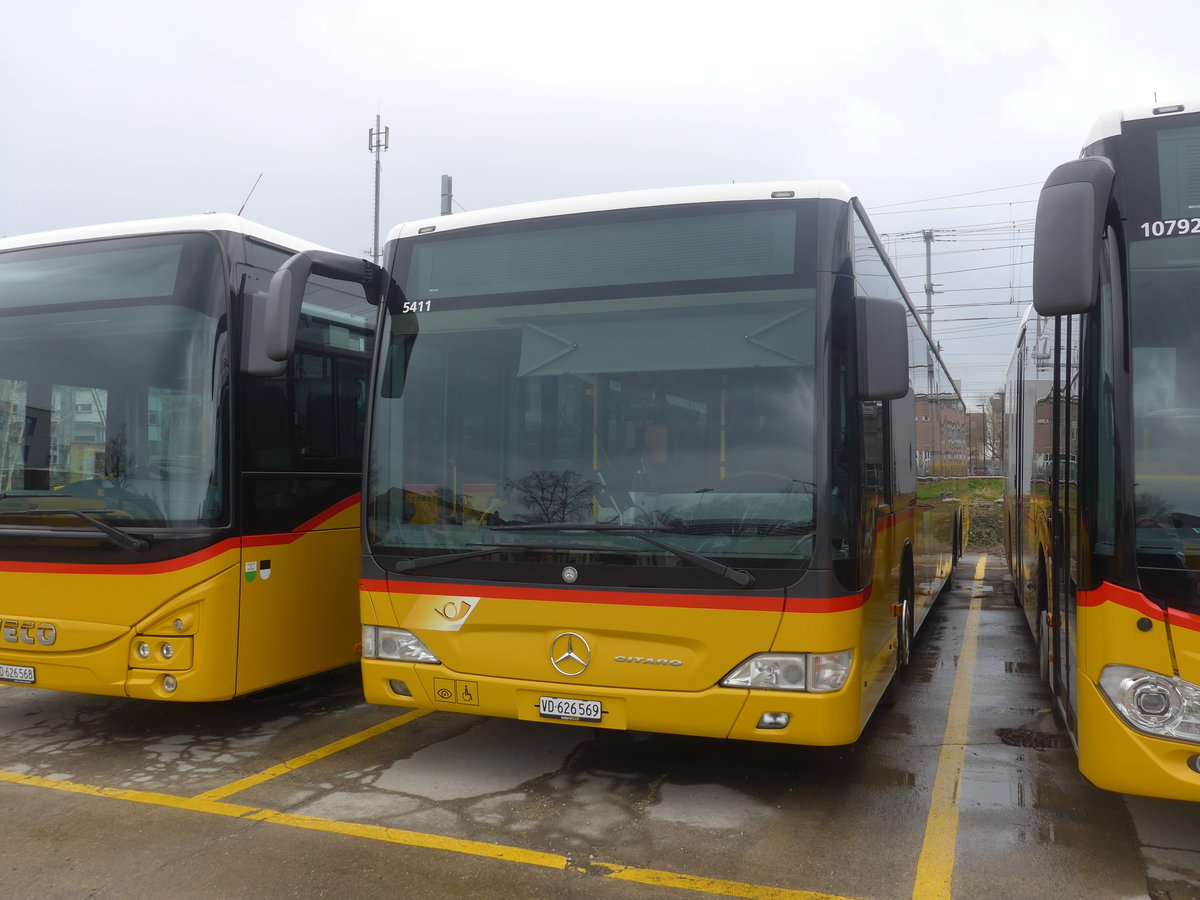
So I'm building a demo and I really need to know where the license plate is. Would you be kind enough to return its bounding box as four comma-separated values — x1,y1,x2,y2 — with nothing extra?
0,663,35,685
539,695,602,722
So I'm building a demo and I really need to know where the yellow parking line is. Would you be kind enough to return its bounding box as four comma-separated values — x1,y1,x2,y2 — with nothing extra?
194,709,429,801
911,553,987,900
0,768,258,818
590,860,857,899
246,806,569,870
0,767,860,899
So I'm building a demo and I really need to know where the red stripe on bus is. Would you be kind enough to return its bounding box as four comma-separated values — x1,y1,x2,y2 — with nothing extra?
1078,582,1167,621
875,506,919,527
360,578,864,615
0,495,361,576
0,538,242,576
242,493,362,549
784,593,865,613
1168,607,1200,633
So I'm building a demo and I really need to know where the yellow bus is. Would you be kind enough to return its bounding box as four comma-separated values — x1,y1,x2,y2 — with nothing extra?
276,183,967,744
1006,100,1200,800
0,215,377,700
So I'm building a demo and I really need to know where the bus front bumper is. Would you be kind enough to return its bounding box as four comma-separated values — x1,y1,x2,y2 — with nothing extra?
1078,675,1200,801
361,659,865,746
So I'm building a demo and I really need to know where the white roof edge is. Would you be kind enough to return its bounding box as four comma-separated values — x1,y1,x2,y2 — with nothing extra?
386,181,854,242
0,213,333,254
1084,99,1200,149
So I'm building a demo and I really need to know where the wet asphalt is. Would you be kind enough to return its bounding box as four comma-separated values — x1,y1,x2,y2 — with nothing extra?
1,552,1198,899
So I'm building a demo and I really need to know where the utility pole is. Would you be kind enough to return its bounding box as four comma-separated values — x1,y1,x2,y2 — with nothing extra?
922,229,935,337
441,175,453,216
923,229,935,392
368,115,390,264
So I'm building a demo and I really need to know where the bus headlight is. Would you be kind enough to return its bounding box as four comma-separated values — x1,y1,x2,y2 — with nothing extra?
808,651,853,693
361,626,439,663
1098,665,1200,743
721,651,851,693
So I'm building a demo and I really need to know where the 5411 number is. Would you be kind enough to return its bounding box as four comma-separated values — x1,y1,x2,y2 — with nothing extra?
401,300,432,313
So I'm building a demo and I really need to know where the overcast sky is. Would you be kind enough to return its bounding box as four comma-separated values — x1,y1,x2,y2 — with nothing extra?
3,0,1197,400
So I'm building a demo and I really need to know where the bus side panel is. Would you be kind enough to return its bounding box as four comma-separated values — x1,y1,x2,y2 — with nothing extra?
863,508,908,707
1077,582,1171,684
1014,491,1051,635
234,500,361,695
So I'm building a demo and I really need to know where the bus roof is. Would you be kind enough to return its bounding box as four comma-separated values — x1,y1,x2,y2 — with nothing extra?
0,213,331,255
387,181,854,242
1084,100,1200,148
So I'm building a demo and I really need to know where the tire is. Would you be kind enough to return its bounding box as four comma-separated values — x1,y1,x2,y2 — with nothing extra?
897,564,915,667
1037,555,1054,690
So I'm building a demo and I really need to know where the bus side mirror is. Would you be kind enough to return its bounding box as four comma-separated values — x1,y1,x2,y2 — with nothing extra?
242,288,286,376
250,251,388,372
1032,156,1115,317
857,295,909,401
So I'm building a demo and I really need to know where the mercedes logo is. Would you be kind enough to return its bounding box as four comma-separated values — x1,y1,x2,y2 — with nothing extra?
549,632,591,677
562,565,579,583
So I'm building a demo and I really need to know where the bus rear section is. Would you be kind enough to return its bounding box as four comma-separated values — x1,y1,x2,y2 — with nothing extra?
0,215,374,700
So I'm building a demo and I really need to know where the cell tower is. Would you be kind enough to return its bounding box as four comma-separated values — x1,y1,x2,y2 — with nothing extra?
368,115,390,264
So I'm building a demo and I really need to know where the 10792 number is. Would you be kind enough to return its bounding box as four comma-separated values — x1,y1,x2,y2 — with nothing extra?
1140,218,1200,238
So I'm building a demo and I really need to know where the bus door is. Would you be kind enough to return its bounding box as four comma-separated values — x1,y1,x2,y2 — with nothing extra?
1012,334,1027,602
1051,314,1082,719
234,265,372,693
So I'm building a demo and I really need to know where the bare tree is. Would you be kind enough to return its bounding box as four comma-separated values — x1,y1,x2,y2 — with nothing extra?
506,469,598,523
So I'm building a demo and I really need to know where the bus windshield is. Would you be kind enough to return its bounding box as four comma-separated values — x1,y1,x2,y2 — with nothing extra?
1125,119,1200,607
0,233,227,530
368,203,821,579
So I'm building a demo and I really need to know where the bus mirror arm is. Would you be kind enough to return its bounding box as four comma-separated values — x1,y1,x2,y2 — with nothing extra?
856,295,909,401
1031,156,1115,317
263,251,390,363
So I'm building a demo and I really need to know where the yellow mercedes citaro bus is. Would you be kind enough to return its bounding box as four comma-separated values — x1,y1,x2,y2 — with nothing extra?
0,215,379,700
1006,100,1200,800
275,183,967,745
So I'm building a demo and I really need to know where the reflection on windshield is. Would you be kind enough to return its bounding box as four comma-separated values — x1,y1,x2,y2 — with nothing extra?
0,236,225,529
1130,243,1200,608
369,291,817,567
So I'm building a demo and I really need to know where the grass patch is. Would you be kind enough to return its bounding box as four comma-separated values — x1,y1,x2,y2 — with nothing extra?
967,477,1004,501
967,488,1005,551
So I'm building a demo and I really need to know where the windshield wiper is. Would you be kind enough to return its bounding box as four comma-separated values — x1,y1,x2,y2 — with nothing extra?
493,523,755,588
394,541,576,574
394,546,512,574
0,508,149,553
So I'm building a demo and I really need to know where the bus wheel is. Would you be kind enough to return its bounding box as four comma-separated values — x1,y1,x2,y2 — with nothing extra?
897,571,915,667
1037,556,1053,689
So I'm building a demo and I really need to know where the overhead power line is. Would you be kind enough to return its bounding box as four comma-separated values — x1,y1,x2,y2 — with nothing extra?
871,199,1037,216
870,181,1043,210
